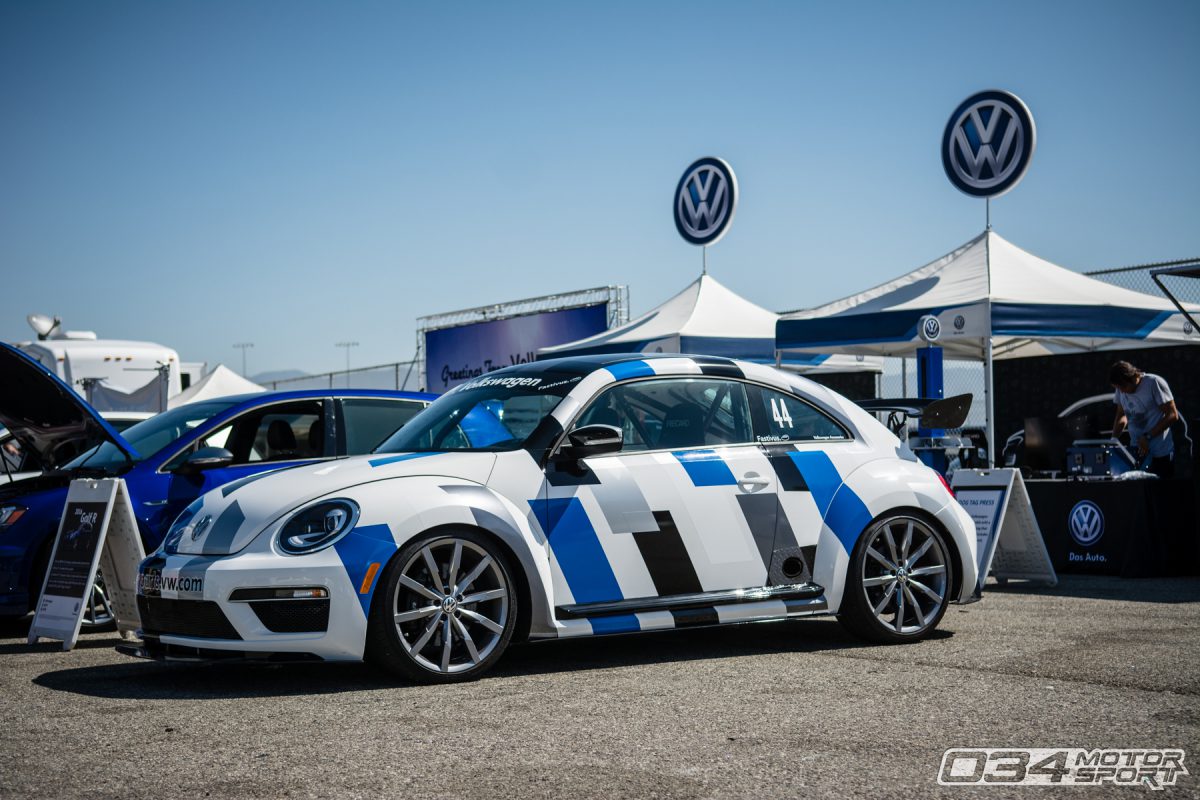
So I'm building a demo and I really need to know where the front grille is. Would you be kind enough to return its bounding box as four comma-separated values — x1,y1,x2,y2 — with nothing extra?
249,599,330,633
137,596,242,640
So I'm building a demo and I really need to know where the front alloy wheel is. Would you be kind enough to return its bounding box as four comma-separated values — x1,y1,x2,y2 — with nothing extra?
80,572,115,630
839,514,951,643
368,531,517,683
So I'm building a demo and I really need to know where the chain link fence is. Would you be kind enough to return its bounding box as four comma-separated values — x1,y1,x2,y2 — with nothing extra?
1084,259,1200,307
261,360,422,392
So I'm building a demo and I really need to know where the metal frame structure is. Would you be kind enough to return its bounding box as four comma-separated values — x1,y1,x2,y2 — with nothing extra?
414,285,630,390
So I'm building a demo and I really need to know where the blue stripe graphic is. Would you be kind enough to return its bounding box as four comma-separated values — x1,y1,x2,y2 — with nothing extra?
531,497,624,604
787,450,872,553
672,449,737,486
369,452,441,468
587,614,642,635
333,523,398,617
605,360,655,381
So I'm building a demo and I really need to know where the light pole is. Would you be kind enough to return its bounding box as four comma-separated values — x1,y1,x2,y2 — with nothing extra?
335,341,359,388
233,342,254,377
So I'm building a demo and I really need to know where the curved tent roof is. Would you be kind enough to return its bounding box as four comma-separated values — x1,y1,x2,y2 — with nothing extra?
776,230,1200,360
168,364,264,408
540,274,879,373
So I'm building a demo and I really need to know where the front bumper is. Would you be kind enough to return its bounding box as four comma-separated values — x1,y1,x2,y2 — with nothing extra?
126,548,372,662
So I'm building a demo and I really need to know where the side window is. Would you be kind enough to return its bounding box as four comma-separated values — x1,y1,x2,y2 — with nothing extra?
165,401,326,469
573,378,754,452
753,386,847,443
341,399,425,454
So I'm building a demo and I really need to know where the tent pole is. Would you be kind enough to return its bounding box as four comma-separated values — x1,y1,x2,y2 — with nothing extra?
984,337,995,467
986,197,991,230
702,245,708,275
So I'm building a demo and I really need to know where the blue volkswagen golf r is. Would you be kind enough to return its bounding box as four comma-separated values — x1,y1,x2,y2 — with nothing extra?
0,342,433,625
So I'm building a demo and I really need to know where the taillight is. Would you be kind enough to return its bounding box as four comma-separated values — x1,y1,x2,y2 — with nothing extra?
937,472,955,498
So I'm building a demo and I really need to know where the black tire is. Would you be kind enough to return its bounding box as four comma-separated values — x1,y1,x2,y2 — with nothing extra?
366,528,518,683
838,513,953,644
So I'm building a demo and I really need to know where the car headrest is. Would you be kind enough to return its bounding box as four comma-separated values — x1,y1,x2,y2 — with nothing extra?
657,402,705,449
267,419,297,452
308,419,325,453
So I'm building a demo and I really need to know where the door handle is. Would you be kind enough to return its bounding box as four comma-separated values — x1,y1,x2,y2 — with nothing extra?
738,472,770,493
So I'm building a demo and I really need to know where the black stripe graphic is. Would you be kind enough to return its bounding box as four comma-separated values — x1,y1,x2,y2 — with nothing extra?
801,545,817,576
760,445,809,492
670,606,719,627
631,510,704,596
773,503,800,551
691,356,745,380
735,493,778,570
544,462,601,486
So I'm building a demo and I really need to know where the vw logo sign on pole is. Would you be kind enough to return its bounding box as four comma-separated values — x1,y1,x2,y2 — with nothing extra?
1068,500,1104,548
942,90,1036,199
674,157,738,247
919,315,942,343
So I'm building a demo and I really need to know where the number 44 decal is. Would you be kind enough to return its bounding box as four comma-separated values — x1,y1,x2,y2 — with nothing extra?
770,398,793,429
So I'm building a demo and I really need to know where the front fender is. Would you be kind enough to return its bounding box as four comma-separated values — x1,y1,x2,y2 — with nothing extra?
339,476,557,638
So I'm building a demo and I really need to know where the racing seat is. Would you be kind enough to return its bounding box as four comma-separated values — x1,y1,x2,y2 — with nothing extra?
266,419,299,461
657,402,706,449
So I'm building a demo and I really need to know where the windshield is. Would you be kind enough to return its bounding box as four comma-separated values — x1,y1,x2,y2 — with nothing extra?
64,400,240,473
376,372,580,453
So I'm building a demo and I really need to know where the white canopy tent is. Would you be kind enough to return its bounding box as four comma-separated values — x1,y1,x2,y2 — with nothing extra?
168,364,265,409
776,229,1200,455
540,273,880,375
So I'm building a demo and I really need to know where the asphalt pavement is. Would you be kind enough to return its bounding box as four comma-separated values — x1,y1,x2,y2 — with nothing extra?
1,575,1197,799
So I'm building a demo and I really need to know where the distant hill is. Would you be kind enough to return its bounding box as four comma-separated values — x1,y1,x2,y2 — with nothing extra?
250,369,310,384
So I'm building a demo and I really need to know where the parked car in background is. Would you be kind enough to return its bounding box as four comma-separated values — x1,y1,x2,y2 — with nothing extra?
126,354,977,682
0,342,434,626
1,412,154,484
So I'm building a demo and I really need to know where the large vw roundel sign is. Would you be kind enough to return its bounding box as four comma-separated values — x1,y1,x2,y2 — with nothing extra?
674,157,738,246
942,90,1036,199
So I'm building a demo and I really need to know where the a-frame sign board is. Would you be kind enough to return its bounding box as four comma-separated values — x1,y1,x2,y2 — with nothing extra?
951,468,1057,595
28,478,145,649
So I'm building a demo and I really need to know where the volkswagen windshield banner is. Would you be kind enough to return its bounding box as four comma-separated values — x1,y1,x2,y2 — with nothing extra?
942,90,1036,198
674,157,738,246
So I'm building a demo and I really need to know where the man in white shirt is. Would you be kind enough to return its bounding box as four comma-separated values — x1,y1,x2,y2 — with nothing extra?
1110,360,1180,478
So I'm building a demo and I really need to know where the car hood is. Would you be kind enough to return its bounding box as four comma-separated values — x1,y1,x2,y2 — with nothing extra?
0,342,139,470
166,450,498,556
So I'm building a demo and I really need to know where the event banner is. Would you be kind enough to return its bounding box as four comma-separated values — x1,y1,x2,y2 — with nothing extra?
425,303,608,393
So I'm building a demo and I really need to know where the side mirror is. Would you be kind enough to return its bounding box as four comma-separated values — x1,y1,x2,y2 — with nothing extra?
178,446,234,474
555,424,623,461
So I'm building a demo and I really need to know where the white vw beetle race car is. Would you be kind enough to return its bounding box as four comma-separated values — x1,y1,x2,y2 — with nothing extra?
125,354,977,682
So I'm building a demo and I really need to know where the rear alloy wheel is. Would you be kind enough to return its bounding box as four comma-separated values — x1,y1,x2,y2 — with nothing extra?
839,514,951,643
367,531,516,683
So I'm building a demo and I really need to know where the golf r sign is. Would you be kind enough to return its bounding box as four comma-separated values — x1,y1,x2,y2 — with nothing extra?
942,90,1036,199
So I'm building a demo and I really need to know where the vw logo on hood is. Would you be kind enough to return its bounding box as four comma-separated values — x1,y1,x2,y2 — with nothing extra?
919,315,942,342
942,90,1036,198
674,157,738,246
1068,500,1104,547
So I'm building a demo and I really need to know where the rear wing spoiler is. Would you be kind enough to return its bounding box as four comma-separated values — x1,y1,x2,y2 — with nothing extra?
857,393,973,431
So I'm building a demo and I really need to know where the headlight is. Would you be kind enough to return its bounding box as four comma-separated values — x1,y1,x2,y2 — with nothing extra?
0,505,26,530
277,499,360,555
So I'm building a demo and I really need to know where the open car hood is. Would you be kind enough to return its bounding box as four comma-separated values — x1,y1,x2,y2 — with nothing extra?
0,342,139,470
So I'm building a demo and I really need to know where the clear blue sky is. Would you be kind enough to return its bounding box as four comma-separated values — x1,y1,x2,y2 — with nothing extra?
2,1,1197,376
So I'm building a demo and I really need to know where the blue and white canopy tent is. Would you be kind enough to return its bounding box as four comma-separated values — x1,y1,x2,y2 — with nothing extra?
540,273,880,376
776,230,1200,455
